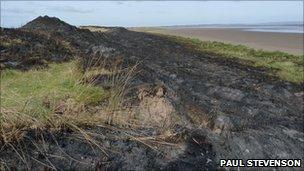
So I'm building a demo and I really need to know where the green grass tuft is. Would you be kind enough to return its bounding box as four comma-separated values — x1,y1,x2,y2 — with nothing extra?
0,61,105,125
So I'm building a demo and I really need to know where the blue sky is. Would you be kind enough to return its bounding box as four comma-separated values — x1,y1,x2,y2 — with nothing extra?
1,1,303,27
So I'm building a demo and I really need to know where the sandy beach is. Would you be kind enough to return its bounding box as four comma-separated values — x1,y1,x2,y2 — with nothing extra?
132,27,303,55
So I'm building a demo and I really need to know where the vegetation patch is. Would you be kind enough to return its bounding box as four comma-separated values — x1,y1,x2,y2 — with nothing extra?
160,35,304,83
0,60,106,140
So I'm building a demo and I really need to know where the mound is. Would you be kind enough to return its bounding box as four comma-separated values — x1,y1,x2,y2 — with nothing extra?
22,16,102,50
22,15,77,33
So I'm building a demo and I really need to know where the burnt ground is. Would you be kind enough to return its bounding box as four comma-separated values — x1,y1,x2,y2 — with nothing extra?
0,16,303,170
1,126,217,171
0,28,73,70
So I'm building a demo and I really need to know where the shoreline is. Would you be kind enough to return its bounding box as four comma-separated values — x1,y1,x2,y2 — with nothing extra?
131,27,304,55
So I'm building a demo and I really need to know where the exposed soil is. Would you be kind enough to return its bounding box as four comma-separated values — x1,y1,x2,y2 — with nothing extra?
1,16,303,170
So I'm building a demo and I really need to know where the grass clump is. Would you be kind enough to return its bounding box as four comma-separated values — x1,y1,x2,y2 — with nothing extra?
0,60,105,140
163,35,304,83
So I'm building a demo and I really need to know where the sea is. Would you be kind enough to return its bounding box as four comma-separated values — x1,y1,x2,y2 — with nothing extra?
167,24,304,34
243,25,303,33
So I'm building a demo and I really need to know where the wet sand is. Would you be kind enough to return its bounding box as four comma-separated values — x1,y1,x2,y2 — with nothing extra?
132,27,303,55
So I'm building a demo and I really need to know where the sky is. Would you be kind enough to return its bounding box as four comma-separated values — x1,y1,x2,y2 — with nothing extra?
1,1,303,27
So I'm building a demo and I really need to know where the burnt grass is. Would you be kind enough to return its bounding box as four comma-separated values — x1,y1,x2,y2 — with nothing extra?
0,16,303,170
0,28,73,70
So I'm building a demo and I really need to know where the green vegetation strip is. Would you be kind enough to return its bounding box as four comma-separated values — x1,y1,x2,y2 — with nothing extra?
165,35,304,83
0,61,105,125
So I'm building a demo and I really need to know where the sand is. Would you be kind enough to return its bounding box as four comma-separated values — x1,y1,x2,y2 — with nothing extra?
132,27,303,55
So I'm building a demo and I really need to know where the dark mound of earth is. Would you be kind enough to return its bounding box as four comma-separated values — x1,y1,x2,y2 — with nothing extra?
22,15,77,33
21,15,111,51
1,16,303,170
